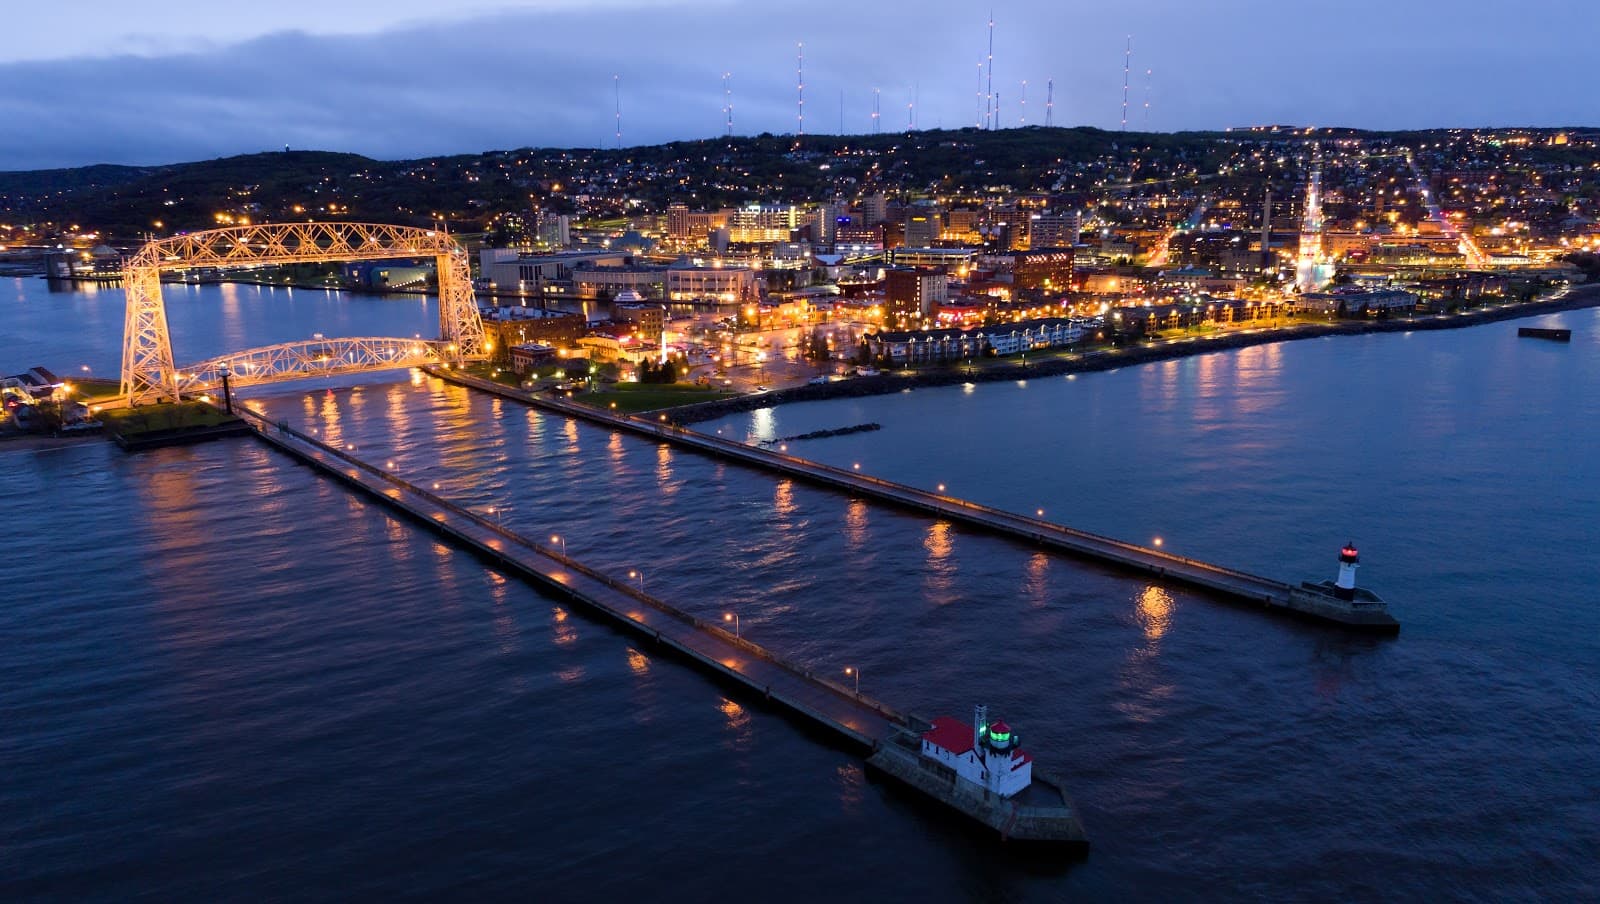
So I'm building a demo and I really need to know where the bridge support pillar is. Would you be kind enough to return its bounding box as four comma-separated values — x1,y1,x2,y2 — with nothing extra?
121,265,179,406
436,250,488,362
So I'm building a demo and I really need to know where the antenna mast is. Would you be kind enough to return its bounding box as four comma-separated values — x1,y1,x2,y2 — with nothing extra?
1020,80,1027,126
873,87,881,134
723,72,733,137
1121,36,1131,130
1045,78,1054,127
614,74,622,148
985,12,995,129
796,42,805,136
1143,68,1152,128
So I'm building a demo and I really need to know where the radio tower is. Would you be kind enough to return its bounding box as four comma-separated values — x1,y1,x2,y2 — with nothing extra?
723,72,733,137
1143,68,1152,128
1045,78,1054,127
796,42,805,136
1020,80,1027,126
1120,36,1131,130
614,74,622,148
873,88,881,133
985,12,995,130
976,62,985,128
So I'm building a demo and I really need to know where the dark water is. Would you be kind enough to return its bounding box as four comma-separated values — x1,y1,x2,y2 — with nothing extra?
4,278,1597,900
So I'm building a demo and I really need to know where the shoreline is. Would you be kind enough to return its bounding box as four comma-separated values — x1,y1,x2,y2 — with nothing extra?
666,286,1600,423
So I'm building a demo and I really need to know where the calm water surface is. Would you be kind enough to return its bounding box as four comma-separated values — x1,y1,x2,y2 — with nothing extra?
3,278,1596,900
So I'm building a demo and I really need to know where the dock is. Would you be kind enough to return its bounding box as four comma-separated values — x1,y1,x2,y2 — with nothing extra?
430,368,1399,634
233,408,1088,845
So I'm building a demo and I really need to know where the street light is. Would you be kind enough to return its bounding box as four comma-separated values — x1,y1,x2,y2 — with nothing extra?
844,666,860,695
551,534,567,557
724,612,739,639
629,569,645,592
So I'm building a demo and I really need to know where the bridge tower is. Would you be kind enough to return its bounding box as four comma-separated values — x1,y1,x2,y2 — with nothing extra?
119,223,488,406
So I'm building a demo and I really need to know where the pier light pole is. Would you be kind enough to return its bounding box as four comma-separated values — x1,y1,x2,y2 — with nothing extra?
845,666,859,695
629,569,645,592
551,534,566,557
217,362,235,414
724,612,739,639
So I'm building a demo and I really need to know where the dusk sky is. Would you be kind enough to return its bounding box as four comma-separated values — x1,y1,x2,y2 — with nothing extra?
3,0,1595,170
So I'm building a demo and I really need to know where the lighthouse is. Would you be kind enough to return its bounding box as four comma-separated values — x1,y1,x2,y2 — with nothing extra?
1335,542,1360,600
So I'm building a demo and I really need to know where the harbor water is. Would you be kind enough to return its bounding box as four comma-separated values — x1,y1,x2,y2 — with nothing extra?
3,278,1597,900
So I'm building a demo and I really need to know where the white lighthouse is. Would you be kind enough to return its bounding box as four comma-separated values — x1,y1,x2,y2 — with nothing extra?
1335,542,1360,600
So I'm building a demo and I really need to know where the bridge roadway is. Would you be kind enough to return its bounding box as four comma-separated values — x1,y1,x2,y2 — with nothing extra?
234,408,907,750
431,368,1312,619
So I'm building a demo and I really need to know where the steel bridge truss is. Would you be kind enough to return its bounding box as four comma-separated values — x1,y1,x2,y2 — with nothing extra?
121,222,488,406
174,337,449,395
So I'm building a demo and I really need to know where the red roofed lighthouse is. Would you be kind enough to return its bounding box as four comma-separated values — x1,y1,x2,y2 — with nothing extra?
918,705,1034,798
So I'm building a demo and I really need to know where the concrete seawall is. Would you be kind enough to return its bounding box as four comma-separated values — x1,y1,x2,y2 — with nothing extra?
430,368,1396,632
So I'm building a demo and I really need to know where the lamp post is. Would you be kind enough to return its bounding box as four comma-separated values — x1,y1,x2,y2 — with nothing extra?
551,534,566,557
844,666,860,695
217,362,235,414
723,612,739,639
629,569,645,592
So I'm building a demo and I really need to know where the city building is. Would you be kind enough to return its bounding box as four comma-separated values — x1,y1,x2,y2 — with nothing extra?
665,262,759,305
1030,212,1081,250
885,267,948,329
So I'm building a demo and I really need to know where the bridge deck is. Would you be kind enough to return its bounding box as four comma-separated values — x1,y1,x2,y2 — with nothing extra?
432,369,1300,612
237,410,905,750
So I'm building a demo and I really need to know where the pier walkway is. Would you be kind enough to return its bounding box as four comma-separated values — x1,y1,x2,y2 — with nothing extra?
235,408,908,750
431,369,1310,617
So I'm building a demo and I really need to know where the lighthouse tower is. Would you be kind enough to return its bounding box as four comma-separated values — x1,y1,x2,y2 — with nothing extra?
1335,542,1360,600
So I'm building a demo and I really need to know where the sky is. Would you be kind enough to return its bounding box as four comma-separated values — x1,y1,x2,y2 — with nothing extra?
1,0,1596,170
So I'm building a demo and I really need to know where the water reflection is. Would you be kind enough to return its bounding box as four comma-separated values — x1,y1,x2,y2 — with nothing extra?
774,480,797,519
550,605,578,647
922,521,957,605
626,647,650,674
1136,584,1174,642
654,444,678,496
1023,552,1051,609
751,407,776,443
718,697,753,753
843,499,869,550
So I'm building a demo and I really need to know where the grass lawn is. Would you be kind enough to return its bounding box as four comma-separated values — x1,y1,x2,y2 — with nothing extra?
99,401,238,436
579,383,737,413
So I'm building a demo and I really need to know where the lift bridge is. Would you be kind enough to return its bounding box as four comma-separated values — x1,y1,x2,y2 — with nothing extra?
120,222,489,406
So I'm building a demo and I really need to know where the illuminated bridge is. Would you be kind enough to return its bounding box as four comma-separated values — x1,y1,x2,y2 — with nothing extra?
173,337,452,395
120,222,489,406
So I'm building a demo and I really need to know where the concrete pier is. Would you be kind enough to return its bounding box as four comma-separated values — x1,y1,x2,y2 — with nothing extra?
235,408,906,749
430,368,1399,633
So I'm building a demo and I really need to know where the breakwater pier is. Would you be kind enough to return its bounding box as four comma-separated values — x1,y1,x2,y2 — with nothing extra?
233,407,1089,846
431,368,1399,633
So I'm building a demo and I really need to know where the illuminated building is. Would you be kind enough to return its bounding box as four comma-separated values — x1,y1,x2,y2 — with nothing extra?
885,266,948,329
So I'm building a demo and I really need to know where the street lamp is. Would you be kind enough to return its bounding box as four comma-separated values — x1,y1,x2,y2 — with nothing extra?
629,569,645,592
844,666,860,695
551,534,567,557
723,612,739,639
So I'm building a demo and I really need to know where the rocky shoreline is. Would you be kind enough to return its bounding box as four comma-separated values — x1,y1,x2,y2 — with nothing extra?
664,287,1599,424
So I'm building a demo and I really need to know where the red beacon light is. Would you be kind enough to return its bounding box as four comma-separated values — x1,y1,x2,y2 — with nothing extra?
1339,543,1360,562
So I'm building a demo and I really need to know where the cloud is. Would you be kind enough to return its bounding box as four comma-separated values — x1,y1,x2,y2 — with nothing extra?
0,0,1595,170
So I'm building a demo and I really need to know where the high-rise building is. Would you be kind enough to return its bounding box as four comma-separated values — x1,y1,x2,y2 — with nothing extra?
885,266,948,329
860,194,889,226
905,203,943,248
1030,211,1080,250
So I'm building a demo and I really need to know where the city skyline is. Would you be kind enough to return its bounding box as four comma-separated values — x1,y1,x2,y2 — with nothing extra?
2,0,1598,170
